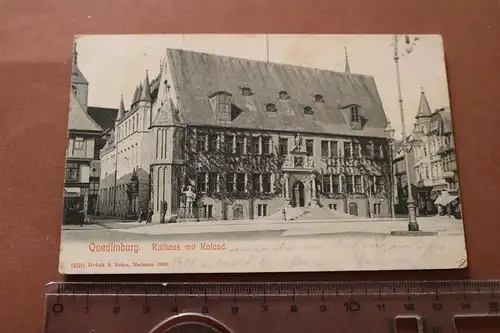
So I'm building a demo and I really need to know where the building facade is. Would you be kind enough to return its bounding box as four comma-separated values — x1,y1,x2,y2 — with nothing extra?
393,138,418,215
87,106,118,214
411,89,460,216
63,46,103,218
433,107,460,215
98,49,394,222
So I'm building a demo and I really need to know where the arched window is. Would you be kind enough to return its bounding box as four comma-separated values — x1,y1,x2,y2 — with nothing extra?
241,87,253,96
278,91,289,100
266,103,277,112
313,94,324,103
303,106,314,115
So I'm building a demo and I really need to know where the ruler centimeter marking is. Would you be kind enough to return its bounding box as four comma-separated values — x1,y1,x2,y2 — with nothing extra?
45,281,500,333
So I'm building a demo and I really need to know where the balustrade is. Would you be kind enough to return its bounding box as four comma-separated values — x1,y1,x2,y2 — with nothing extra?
282,155,314,170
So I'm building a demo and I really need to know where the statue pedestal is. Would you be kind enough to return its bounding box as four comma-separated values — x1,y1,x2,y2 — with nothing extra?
178,211,199,223
152,214,179,224
310,198,318,208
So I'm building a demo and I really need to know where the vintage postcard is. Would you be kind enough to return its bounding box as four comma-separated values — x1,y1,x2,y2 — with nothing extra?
59,34,467,274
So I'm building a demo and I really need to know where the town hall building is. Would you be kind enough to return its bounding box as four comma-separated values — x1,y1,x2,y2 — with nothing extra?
98,48,394,222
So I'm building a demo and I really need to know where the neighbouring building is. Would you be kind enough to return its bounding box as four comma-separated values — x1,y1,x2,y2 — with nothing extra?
98,48,394,222
63,45,103,217
88,106,119,154
410,88,460,216
87,106,118,214
432,107,460,215
392,136,428,215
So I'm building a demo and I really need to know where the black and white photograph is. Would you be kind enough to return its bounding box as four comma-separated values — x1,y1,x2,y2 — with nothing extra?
60,34,467,274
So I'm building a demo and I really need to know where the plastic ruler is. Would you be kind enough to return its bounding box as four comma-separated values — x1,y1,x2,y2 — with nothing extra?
44,281,500,333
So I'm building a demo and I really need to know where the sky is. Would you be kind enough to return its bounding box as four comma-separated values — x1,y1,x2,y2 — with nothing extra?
75,34,451,140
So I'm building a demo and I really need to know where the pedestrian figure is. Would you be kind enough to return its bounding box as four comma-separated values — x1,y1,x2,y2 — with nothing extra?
281,206,287,221
160,201,168,224
446,204,452,219
137,209,144,223
147,208,153,224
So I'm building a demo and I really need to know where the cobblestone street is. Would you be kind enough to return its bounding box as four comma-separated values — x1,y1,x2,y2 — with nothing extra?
62,216,464,241
60,215,467,273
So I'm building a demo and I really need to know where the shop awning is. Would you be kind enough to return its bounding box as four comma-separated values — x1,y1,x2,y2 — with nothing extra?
442,194,459,205
434,192,459,206
64,188,81,198
443,171,455,179
434,194,444,205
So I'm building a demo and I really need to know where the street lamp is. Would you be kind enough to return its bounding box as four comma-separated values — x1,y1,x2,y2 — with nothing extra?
125,166,139,218
392,34,420,232
385,121,396,219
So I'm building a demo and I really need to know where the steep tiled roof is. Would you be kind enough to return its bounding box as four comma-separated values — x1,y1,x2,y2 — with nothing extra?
71,63,88,85
116,95,125,122
138,70,152,102
131,73,160,107
88,106,118,132
166,49,388,138
68,90,102,132
415,88,431,119
101,129,116,153
152,98,181,127
150,73,161,95
132,85,140,104
393,140,403,153
439,108,453,134
393,136,413,160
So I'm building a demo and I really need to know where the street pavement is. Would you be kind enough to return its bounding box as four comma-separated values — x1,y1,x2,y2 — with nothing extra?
60,215,467,273
61,215,465,242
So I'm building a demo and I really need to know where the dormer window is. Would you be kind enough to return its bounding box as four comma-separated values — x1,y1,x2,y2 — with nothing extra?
241,87,253,96
278,91,289,100
209,91,232,123
266,103,277,112
350,105,361,122
313,94,324,103
303,106,314,115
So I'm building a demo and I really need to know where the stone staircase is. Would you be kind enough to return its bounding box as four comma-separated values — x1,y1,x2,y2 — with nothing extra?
264,205,357,221
296,206,355,220
263,206,310,221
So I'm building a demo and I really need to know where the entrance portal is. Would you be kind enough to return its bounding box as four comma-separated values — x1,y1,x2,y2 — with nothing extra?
233,204,244,220
349,202,359,216
292,181,305,207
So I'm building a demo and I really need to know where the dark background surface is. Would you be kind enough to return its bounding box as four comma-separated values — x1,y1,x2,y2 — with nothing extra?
1,0,500,332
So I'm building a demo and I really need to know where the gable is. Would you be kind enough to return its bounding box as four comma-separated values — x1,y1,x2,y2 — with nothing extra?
439,109,453,134
68,90,102,132
166,49,388,138
71,63,88,85
88,107,118,131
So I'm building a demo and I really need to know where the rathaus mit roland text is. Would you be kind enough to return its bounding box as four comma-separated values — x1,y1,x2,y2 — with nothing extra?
98,48,395,223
